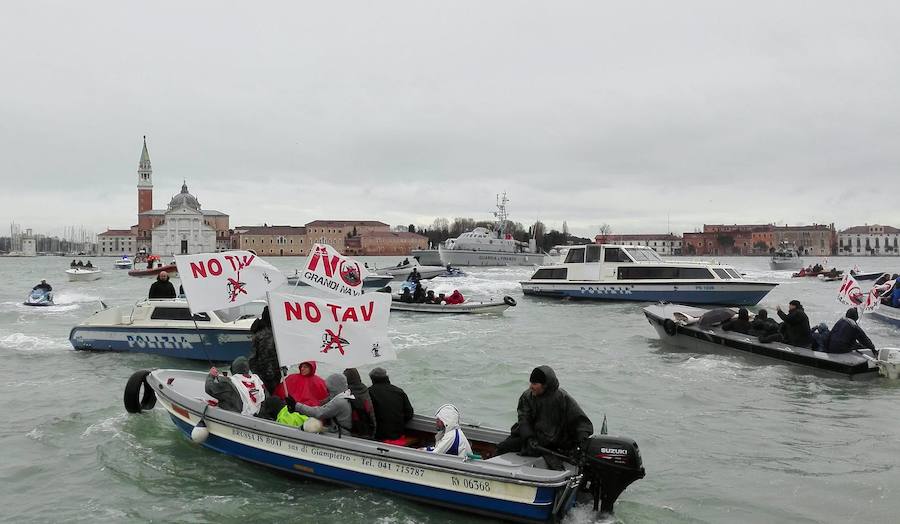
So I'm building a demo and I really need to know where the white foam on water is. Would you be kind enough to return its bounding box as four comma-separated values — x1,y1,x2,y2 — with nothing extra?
0,332,70,352
82,413,129,438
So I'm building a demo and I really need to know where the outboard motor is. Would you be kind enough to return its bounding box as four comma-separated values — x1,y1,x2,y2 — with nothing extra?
579,436,645,513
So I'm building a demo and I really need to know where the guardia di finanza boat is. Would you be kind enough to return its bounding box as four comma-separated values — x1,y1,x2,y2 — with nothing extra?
521,244,776,306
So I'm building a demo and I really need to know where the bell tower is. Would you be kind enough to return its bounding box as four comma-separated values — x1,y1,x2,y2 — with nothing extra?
137,135,153,214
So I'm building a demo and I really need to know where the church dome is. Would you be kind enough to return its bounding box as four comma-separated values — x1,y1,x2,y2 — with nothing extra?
168,182,201,210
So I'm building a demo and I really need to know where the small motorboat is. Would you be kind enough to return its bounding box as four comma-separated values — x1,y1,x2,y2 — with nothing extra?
123,368,645,522
769,243,803,270
391,296,516,314
114,257,133,270
643,303,894,378
871,305,900,328
69,299,262,361
66,268,103,281
376,260,447,281
128,263,178,277
849,271,887,281
286,273,393,289
24,289,54,307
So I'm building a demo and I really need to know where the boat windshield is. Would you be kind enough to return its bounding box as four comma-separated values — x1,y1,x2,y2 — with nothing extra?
725,268,742,279
623,248,663,262
215,301,266,323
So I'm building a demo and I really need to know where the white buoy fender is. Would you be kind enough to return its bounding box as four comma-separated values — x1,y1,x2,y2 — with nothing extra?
191,420,210,443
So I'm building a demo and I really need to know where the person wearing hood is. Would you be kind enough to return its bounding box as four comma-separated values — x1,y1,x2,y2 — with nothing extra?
722,308,751,334
422,404,472,458
33,279,52,292
248,306,281,394
749,309,779,337
274,361,329,406
148,271,177,299
368,367,414,443
825,308,876,354
496,366,593,469
445,290,465,305
344,368,377,438
205,356,266,416
289,373,354,433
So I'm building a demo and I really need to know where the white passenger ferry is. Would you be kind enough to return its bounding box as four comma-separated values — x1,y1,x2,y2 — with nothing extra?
521,244,777,306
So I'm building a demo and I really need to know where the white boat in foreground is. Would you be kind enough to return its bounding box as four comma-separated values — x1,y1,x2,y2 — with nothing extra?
871,305,900,329
124,368,645,521
391,296,516,314
66,268,103,281
521,244,777,306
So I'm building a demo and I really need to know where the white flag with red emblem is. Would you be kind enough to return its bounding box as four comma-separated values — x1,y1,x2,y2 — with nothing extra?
268,290,395,368
837,273,864,308
175,251,286,314
298,244,370,297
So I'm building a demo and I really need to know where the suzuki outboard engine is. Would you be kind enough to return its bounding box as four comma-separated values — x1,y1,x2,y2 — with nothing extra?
579,436,645,513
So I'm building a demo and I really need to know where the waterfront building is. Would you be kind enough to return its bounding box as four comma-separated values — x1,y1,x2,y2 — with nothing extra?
345,230,428,255
231,225,309,256
98,229,135,255
593,234,682,256
304,220,391,252
682,224,774,256
772,224,836,257
838,225,900,256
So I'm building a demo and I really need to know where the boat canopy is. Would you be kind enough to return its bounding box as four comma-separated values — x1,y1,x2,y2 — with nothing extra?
563,245,664,264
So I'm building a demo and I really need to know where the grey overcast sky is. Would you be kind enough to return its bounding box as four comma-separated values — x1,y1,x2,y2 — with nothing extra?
1,1,898,238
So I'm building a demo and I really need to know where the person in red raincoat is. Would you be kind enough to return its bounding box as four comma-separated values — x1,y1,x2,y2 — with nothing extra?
274,361,329,406
445,290,465,305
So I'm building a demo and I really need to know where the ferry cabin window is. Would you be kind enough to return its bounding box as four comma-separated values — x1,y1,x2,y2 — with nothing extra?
585,245,602,262
725,268,742,279
564,248,586,263
150,307,210,321
712,268,731,279
617,267,715,279
604,248,631,263
532,268,568,280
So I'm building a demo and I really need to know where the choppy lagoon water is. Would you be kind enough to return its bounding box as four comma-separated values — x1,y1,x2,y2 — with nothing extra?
1,255,899,523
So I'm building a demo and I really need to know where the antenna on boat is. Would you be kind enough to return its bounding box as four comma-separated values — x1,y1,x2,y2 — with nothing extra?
493,192,510,236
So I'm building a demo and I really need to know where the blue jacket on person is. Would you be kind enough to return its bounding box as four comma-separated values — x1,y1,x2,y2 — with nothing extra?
892,278,900,307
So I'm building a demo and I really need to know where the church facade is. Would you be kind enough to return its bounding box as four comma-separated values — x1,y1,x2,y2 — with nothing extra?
99,137,229,256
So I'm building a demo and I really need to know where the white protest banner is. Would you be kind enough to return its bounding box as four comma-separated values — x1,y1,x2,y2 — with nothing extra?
175,251,286,314
299,244,369,297
268,290,395,368
837,273,864,308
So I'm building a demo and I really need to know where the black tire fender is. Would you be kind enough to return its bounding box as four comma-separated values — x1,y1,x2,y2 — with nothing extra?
124,370,157,414
504,296,517,307
663,318,678,336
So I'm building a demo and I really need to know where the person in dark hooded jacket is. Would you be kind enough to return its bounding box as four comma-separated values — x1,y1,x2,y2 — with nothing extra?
722,308,751,334
776,300,812,347
368,367,414,442
496,366,593,468
248,306,281,394
749,309,779,337
825,308,875,354
344,368,377,438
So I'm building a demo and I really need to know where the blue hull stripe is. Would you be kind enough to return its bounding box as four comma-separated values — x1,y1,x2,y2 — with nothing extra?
170,416,559,521
524,288,770,306
69,326,250,361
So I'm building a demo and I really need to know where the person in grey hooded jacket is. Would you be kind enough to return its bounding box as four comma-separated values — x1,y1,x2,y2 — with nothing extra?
290,373,354,433
496,366,593,464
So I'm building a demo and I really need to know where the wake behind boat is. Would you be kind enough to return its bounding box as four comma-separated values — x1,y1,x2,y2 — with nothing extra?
69,298,262,361
643,303,900,378
521,244,776,306
125,368,645,522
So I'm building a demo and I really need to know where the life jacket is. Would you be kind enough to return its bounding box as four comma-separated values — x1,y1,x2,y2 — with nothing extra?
229,373,265,416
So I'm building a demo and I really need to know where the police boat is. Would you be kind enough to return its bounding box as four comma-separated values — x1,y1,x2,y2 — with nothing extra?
645,303,900,379
69,298,263,361
521,244,777,306
124,368,645,522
